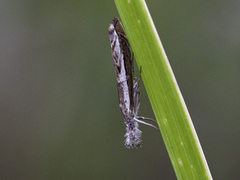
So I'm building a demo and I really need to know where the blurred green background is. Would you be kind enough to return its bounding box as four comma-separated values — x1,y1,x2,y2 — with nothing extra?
0,0,239,179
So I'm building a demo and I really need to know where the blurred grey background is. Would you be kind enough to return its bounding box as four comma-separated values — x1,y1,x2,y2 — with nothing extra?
0,0,239,179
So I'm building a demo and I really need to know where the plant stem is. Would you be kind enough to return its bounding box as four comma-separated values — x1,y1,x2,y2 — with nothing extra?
114,0,212,179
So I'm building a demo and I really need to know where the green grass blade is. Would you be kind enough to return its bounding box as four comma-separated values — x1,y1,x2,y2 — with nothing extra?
114,0,213,179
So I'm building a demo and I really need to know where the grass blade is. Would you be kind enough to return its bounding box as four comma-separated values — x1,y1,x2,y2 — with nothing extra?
114,0,213,179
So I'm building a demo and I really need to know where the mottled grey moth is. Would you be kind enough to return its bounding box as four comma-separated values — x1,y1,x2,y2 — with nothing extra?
108,18,157,148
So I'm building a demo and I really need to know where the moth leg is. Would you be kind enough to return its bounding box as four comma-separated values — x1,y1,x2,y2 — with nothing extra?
136,116,157,123
134,118,159,130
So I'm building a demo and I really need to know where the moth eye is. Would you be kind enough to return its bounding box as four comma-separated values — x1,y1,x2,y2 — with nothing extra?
128,122,134,128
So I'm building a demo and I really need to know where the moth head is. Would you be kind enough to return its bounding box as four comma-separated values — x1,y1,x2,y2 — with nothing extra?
124,122,142,148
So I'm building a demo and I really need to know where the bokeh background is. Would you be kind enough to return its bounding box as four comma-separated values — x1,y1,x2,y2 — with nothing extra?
0,0,239,179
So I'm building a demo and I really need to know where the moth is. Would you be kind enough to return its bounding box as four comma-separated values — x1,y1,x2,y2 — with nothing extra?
108,18,157,148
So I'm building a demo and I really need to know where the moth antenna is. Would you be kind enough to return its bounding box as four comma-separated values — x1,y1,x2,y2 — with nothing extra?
134,118,159,130
137,66,142,84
